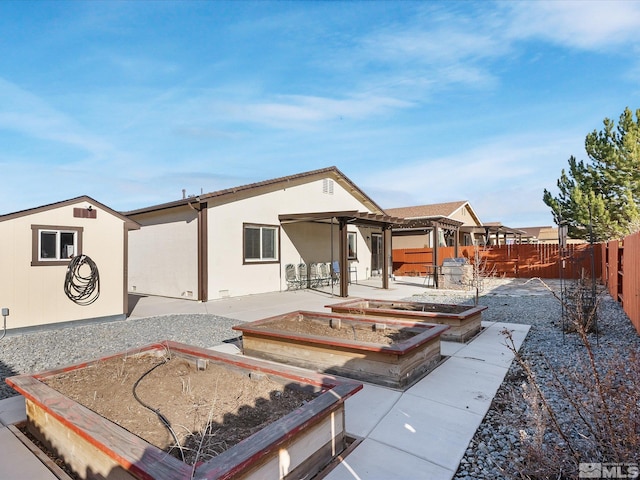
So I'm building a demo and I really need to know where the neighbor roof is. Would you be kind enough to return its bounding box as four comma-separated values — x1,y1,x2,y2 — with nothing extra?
124,166,384,216
385,200,483,227
385,201,468,219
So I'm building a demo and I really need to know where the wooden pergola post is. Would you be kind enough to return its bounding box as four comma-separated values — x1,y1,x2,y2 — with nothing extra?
433,222,440,288
382,226,391,289
339,218,349,297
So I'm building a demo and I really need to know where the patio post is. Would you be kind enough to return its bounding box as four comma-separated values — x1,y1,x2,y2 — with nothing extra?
339,218,349,297
382,226,391,289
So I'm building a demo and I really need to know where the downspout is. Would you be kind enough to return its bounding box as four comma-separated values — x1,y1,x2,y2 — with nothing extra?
188,198,208,302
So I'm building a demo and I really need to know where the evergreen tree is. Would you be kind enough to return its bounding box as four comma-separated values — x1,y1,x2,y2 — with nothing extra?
543,107,640,241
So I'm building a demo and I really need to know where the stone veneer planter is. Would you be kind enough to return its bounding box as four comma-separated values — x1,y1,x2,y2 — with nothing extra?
327,298,488,342
233,311,449,390
6,340,362,480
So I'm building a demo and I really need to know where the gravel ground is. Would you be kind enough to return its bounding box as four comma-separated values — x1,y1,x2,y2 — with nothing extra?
1,280,638,478
408,280,640,479
0,314,241,400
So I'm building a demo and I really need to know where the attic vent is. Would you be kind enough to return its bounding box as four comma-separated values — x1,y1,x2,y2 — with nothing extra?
322,179,334,195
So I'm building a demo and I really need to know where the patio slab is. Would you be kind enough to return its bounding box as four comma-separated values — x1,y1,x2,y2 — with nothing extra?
326,438,454,480
343,383,403,438
407,355,508,415
367,395,483,473
0,395,26,427
0,427,60,480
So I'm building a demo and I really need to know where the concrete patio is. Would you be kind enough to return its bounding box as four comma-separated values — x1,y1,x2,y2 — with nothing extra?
0,278,531,479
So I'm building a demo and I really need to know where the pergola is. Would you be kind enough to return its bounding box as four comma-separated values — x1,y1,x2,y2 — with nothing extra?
391,215,464,288
279,211,406,297
482,223,533,245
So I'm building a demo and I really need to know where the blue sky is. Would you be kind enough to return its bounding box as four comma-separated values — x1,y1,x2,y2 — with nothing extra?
2,1,640,227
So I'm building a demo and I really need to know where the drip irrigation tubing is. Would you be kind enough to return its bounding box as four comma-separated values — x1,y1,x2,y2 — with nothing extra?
132,357,186,463
64,254,100,305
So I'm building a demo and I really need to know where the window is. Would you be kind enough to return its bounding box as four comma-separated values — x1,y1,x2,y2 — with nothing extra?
31,225,83,266
243,224,279,263
347,232,357,259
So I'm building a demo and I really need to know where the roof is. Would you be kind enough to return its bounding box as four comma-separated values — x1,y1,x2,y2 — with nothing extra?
385,200,482,227
0,195,140,230
482,222,530,237
385,201,469,219
124,166,384,216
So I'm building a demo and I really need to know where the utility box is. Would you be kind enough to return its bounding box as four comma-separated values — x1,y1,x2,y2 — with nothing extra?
441,258,472,289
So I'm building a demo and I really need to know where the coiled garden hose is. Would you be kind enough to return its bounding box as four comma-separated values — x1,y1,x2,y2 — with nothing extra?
64,254,100,305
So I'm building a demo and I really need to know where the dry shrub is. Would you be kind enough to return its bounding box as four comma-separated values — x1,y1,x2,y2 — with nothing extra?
502,281,640,479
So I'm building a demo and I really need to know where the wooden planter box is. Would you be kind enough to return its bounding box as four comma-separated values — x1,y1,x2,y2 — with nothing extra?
6,340,362,480
327,298,488,342
233,311,449,390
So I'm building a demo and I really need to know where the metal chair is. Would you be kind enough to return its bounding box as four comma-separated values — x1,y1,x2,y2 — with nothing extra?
285,264,301,290
298,263,308,288
319,262,331,286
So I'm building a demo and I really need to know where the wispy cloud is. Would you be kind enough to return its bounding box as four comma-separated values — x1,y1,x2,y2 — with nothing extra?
0,77,112,157
360,131,582,226
216,93,413,129
504,1,640,50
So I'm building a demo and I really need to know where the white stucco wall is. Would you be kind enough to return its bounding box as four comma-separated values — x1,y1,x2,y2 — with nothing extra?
207,177,377,299
127,206,199,299
0,201,127,330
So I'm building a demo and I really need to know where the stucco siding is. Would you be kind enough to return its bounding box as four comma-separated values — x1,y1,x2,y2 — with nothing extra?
393,234,431,249
207,178,375,299
450,205,481,227
128,206,199,299
0,201,127,330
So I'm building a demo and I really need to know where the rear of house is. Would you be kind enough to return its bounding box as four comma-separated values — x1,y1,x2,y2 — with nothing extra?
0,197,138,332
126,166,392,301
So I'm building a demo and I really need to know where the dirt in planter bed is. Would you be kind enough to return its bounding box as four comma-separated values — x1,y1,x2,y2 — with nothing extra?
42,353,319,466
381,303,469,314
255,317,420,344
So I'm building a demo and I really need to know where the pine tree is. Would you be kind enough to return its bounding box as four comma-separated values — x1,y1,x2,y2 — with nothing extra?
543,107,640,241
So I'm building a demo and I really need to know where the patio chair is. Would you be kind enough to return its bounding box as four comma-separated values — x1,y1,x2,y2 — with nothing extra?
319,262,331,286
298,263,309,288
331,261,340,285
309,263,322,287
285,264,301,290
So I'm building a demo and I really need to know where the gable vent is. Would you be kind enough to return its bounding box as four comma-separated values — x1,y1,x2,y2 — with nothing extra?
323,179,334,195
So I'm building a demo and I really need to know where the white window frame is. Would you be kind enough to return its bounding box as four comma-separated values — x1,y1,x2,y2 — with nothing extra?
243,223,279,264
31,225,83,266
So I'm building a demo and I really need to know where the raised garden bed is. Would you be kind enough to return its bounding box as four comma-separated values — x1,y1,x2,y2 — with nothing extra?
233,311,449,390
6,340,362,480
327,298,488,343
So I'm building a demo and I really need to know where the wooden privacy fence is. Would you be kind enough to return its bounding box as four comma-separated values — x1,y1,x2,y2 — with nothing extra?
392,244,601,279
601,231,640,335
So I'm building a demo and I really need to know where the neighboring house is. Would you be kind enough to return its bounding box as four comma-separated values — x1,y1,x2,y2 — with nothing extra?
124,166,400,301
518,226,585,245
0,196,140,332
386,200,484,248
